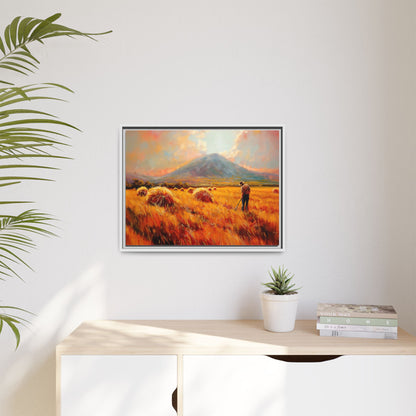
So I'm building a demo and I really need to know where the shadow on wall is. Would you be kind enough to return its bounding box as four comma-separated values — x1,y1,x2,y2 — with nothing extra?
0,264,106,416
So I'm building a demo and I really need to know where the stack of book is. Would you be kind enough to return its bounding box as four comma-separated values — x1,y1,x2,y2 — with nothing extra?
317,303,398,339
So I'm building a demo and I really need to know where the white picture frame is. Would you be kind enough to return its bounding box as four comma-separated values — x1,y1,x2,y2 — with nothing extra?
120,126,284,252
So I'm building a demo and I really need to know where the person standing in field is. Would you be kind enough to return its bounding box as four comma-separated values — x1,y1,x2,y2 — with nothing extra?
240,181,250,211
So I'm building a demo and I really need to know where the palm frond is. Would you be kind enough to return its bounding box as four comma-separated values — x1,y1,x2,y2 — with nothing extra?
0,14,111,82
0,83,75,183
0,210,55,280
0,14,110,349
0,305,33,349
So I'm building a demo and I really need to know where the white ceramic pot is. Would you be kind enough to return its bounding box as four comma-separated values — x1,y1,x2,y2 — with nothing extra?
261,291,299,332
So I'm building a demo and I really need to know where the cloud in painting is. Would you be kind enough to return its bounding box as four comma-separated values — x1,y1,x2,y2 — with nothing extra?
125,130,207,177
221,130,279,173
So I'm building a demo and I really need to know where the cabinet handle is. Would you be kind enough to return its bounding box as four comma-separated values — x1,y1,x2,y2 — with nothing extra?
172,387,178,413
266,355,342,363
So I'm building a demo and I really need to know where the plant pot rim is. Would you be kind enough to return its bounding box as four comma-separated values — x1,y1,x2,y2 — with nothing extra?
261,290,299,301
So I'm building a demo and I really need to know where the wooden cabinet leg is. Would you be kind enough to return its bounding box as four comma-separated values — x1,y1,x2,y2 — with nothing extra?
177,355,183,416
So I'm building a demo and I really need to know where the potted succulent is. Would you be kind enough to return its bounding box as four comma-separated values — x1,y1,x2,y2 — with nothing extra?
261,266,300,332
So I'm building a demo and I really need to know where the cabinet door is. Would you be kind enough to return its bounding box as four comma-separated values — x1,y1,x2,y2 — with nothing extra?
61,355,177,416
183,355,416,416
285,355,416,416
183,355,287,416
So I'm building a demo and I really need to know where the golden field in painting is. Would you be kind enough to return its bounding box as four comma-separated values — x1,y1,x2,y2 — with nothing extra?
125,186,279,246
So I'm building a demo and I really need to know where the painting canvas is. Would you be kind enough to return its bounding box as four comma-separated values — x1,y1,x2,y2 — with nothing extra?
121,127,283,252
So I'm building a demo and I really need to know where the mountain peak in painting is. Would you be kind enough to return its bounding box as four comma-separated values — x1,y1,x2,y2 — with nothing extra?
161,153,267,182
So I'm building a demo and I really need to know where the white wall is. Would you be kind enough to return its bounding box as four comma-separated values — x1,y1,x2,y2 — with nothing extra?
0,1,415,415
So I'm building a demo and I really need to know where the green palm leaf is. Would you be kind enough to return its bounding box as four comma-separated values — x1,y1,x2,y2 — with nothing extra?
0,13,111,82
0,13,110,348
0,84,76,173
0,210,56,279
0,305,33,348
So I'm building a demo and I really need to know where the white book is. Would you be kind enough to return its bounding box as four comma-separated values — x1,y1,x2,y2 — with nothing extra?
319,329,397,339
316,323,398,333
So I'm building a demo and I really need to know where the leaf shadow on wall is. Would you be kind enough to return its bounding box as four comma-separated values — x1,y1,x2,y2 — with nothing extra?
1,264,106,416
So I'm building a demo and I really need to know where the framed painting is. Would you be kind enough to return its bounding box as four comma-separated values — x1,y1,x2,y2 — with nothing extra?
120,127,284,252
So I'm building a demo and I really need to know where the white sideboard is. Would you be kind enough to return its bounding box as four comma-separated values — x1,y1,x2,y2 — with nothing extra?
56,320,416,416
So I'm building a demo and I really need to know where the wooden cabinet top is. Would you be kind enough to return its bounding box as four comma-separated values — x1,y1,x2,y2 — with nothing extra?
56,320,416,356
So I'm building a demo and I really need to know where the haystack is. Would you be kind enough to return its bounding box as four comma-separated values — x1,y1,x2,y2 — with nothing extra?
188,188,194,194
273,188,279,194
136,186,148,196
146,187,175,207
193,188,213,203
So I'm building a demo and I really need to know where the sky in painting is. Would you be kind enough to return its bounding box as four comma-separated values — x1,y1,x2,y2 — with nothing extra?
125,129,280,177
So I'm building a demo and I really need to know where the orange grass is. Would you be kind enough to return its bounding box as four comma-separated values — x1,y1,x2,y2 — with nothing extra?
125,186,280,246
